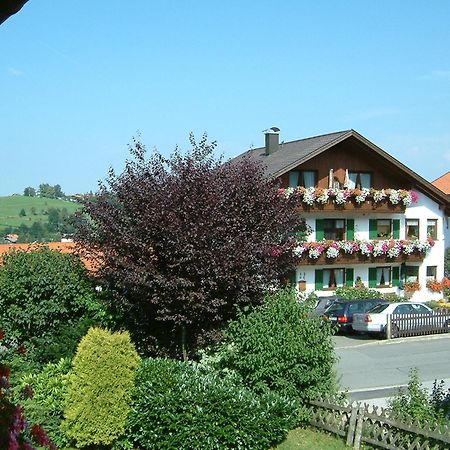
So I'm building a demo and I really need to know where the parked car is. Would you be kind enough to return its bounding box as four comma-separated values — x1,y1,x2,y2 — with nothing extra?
311,295,338,317
323,298,389,332
352,302,434,337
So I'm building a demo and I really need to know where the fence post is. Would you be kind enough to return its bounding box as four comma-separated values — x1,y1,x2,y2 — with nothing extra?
386,314,391,340
346,404,358,447
352,406,364,449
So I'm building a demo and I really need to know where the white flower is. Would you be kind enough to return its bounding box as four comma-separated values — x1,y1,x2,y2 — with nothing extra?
284,187,294,198
293,245,306,257
302,187,316,205
355,188,370,204
316,190,329,204
389,190,400,204
334,190,346,204
359,241,373,256
373,189,386,203
402,191,413,206
387,246,400,258
309,248,321,259
326,247,340,258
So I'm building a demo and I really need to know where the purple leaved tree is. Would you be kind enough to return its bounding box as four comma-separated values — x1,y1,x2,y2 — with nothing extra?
75,134,304,359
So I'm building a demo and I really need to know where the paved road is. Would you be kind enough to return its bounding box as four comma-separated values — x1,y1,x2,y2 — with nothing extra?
333,333,450,405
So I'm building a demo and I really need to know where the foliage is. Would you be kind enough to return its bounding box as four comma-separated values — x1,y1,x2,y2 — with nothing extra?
0,247,108,363
23,187,36,197
334,285,381,300
388,368,450,426
16,358,71,448
75,135,304,358
62,327,140,448
122,357,298,450
208,288,337,404
38,183,65,200
0,328,55,450
276,426,350,450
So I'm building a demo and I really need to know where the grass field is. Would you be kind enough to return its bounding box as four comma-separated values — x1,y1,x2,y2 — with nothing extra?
0,195,81,233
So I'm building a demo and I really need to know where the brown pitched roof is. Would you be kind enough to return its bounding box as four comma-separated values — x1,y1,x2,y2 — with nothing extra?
432,171,450,195
234,129,450,211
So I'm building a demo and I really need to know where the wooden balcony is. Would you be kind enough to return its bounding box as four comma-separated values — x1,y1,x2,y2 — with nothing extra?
297,251,424,266
296,199,406,214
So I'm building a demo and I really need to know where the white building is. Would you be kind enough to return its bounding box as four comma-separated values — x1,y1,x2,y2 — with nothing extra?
240,128,450,301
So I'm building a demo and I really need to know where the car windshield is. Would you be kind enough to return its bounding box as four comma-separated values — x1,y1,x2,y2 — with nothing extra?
367,303,390,314
324,303,345,315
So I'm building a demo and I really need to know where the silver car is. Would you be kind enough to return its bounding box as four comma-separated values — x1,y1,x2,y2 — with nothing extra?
352,302,434,337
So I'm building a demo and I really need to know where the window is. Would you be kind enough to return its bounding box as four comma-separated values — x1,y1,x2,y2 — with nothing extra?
406,219,419,239
427,219,437,239
405,266,419,282
376,219,392,238
323,268,345,288
426,266,437,281
348,171,372,189
324,219,346,240
376,267,391,287
288,170,317,188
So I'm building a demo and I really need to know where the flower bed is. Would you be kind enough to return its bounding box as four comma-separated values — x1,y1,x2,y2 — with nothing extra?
292,238,433,263
279,187,418,208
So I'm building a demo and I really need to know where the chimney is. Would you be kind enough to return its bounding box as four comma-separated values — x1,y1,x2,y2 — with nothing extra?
264,127,280,155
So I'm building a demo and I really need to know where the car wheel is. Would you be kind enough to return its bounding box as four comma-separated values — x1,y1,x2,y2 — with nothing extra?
391,324,400,338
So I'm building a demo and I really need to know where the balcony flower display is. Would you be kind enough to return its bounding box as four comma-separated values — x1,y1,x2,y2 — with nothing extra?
292,237,434,261
279,187,418,207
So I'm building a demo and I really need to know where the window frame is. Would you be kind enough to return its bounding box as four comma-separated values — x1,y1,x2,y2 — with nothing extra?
405,265,419,283
376,219,392,239
323,219,346,241
323,268,346,289
427,219,437,240
348,171,372,189
405,218,420,240
375,266,392,288
426,266,437,282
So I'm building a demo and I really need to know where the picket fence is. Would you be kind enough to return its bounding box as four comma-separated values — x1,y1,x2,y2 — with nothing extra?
308,398,450,449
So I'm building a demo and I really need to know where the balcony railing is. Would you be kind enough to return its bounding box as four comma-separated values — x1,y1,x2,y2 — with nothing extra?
279,187,418,212
292,238,433,265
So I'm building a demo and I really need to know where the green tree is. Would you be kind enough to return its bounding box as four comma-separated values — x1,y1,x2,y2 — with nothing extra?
38,183,55,199
211,288,337,403
445,247,450,278
19,208,26,217
23,186,36,197
0,247,108,362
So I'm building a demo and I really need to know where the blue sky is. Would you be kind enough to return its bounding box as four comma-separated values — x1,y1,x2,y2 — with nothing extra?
1,0,450,195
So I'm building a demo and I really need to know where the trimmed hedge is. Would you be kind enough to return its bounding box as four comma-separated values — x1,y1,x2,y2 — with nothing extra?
122,358,298,450
62,327,140,448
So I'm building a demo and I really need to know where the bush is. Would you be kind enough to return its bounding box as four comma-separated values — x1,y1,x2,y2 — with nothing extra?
334,285,381,300
388,368,450,426
0,247,109,363
122,358,298,450
16,358,71,449
212,288,337,403
62,327,140,448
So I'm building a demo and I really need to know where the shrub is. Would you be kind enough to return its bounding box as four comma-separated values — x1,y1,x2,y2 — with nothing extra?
0,247,109,364
334,285,381,299
16,358,71,449
388,368,450,426
213,288,337,403
122,358,298,450
62,327,140,448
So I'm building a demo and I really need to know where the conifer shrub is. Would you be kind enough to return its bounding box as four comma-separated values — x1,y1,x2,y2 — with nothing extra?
122,358,298,450
213,288,338,403
62,327,140,448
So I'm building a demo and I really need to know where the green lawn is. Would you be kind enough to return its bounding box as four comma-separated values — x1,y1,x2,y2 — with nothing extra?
0,195,80,232
275,427,350,450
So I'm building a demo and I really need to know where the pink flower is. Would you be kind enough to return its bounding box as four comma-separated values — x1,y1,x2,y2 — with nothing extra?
411,191,419,203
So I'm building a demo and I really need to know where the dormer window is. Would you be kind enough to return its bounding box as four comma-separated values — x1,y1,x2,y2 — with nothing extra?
347,171,372,189
289,170,317,188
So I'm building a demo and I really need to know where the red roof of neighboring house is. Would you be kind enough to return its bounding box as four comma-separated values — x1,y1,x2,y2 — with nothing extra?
0,242,100,272
432,171,450,194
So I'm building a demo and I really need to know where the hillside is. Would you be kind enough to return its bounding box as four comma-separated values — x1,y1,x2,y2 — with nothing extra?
0,195,82,241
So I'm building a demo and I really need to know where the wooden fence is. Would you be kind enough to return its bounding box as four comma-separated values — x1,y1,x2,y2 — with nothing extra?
386,310,450,339
309,398,450,449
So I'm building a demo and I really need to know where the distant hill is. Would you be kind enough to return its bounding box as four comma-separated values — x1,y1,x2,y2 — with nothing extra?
0,195,82,242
